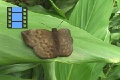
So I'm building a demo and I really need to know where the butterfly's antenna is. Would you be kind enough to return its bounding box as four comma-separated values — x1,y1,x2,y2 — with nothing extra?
57,21,64,28
39,22,51,29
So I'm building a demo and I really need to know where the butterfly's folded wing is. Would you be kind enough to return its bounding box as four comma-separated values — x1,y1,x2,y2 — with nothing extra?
58,29,73,57
21,29,58,59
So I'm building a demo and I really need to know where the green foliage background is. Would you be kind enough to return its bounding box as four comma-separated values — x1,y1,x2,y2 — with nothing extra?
0,0,120,80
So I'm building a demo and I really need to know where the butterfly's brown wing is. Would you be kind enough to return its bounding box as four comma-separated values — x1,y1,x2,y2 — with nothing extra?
21,29,58,59
58,28,73,57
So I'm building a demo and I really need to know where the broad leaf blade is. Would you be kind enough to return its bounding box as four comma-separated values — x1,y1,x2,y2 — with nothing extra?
0,0,120,65
69,0,113,40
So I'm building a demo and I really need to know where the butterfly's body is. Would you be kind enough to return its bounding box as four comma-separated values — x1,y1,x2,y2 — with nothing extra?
52,28,59,54
21,28,73,59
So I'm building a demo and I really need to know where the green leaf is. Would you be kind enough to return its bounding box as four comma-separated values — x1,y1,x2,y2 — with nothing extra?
42,62,105,80
105,64,120,80
0,0,120,65
49,0,66,18
0,63,38,74
55,0,78,13
0,74,31,80
69,0,113,40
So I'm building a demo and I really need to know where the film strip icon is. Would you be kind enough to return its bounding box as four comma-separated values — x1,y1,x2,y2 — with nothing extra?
7,7,28,28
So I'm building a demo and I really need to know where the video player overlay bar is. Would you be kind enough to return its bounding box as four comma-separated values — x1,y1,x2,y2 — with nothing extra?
7,7,28,29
